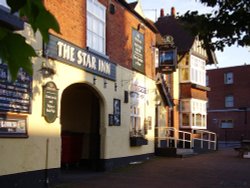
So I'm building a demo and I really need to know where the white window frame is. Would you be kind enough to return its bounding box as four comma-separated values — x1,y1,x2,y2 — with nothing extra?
220,120,234,128
130,106,141,132
225,95,234,107
224,72,233,84
180,55,206,86
87,0,106,54
180,99,207,129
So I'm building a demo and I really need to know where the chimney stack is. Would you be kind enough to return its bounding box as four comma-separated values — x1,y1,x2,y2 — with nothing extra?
171,7,176,17
160,8,164,17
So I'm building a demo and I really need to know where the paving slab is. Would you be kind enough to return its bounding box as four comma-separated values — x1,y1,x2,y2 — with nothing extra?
52,149,250,188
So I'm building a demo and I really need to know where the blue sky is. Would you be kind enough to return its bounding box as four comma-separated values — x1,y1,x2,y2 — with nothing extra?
127,0,250,69
1,0,249,69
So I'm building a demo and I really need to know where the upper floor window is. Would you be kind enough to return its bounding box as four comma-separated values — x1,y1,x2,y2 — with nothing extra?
225,95,234,107
87,0,106,54
224,72,233,84
180,55,206,86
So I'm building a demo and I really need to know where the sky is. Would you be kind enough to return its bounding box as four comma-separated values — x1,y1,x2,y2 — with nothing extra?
127,0,250,69
0,0,249,69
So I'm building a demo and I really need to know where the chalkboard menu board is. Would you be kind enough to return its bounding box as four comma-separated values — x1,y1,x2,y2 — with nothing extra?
42,82,58,123
132,29,145,73
0,63,32,113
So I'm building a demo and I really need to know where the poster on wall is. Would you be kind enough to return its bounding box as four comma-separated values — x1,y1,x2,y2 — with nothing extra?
0,114,28,138
132,29,145,73
113,99,121,126
42,82,58,123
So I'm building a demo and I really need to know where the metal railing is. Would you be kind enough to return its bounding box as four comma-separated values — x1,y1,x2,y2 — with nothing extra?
155,127,192,149
155,127,217,150
192,129,217,150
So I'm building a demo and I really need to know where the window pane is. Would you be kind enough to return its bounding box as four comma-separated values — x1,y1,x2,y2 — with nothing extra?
224,72,233,84
225,96,234,107
196,114,202,126
182,113,190,126
87,0,106,54
181,68,189,81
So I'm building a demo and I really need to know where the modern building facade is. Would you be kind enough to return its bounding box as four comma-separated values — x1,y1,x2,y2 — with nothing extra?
0,0,158,187
207,65,250,143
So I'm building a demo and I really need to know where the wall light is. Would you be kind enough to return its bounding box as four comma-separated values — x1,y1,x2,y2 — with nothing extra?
38,62,56,78
93,75,97,85
114,82,117,91
104,79,107,88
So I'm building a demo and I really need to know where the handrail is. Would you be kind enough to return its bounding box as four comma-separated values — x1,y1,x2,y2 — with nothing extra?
155,127,217,150
155,127,192,149
192,129,217,150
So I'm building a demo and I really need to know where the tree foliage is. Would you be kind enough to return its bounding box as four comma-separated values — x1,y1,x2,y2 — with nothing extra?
181,0,250,51
0,0,60,80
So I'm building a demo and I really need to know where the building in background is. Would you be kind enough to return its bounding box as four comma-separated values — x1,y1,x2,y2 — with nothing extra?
154,7,217,154
207,65,250,144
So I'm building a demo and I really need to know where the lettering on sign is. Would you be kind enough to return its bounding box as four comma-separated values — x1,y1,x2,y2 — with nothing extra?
45,35,116,81
0,63,32,113
0,114,28,138
132,29,145,73
42,82,58,123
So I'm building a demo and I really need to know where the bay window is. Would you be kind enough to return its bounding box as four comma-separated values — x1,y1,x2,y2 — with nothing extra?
180,55,206,86
180,99,207,129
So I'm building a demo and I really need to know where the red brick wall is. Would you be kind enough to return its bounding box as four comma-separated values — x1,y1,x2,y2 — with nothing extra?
103,0,156,79
44,0,86,48
207,65,250,141
45,0,156,79
180,83,207,100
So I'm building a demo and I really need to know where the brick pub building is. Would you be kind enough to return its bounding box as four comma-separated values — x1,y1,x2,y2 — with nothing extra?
207,65,250,144
0,0,158,187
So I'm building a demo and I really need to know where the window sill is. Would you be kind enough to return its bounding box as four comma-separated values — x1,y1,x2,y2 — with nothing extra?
86,46,109,60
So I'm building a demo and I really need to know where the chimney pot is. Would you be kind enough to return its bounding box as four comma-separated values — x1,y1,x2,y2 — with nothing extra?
171,7,176,17
160,8,164,17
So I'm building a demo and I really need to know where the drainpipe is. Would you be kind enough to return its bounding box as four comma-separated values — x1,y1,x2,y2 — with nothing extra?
45,138,50,187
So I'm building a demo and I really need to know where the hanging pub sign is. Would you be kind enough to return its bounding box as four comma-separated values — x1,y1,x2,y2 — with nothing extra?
0,63,32,113
159,49,177,69
42,82,58,123
132,29,145,73
44,35,116,81
158,35,177,73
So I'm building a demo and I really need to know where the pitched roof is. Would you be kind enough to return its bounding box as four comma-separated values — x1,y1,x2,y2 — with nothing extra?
155,15,217,64
155,15,195,53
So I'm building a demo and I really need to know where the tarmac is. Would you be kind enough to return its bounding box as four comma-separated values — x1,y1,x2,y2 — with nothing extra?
52,148,250,188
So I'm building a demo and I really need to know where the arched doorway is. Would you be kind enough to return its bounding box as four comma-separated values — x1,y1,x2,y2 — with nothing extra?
60,83,101,171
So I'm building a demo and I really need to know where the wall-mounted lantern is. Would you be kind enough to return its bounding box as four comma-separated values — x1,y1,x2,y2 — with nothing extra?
38,61,56,78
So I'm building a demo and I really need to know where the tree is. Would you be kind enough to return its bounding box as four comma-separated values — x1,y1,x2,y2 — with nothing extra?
0,0,60,80
180,0,250,51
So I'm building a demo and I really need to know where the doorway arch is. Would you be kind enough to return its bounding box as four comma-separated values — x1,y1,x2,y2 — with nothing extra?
60,83,102,171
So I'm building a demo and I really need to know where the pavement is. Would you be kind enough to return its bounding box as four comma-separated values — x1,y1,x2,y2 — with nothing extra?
52,148,250,188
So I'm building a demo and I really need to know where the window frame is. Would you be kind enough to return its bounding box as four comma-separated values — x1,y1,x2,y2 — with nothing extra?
179,55,206,86
225,95,234,107
224,72,233,84
87,0,106,54
180,99,207,129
